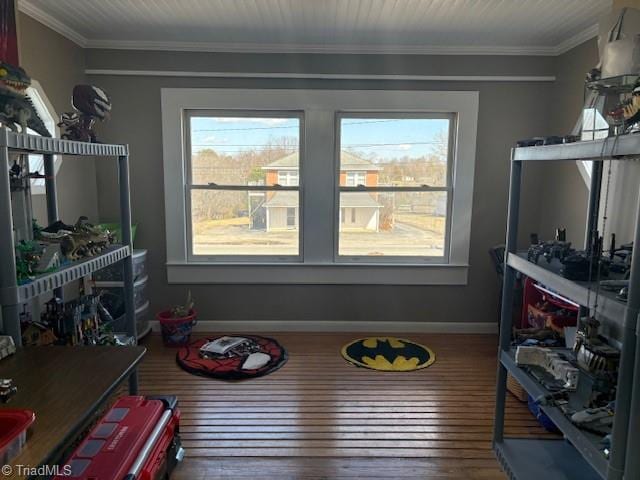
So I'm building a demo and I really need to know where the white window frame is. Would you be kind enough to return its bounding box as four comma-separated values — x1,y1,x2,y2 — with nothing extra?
184,110,303,262
162,88,478,285
345,171,366,187
336,112,454,263
277,170,299,186
25,80,61,194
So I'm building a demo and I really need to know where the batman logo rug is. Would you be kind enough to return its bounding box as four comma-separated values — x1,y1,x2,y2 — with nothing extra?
341,337,435,371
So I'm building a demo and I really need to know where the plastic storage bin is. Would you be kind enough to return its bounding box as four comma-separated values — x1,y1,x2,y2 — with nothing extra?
110,301,151,340
0,409,35,465
93,249,147,282
95,275,148,316
528,395,559,433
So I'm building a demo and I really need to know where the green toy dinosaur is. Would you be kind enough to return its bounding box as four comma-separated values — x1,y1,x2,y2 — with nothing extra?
0,62,50,137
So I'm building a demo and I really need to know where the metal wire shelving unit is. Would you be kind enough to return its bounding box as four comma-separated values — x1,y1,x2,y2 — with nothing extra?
493,136,640,480
0,127,139,393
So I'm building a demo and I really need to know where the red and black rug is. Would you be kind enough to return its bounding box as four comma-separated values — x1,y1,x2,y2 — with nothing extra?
176,335,287,380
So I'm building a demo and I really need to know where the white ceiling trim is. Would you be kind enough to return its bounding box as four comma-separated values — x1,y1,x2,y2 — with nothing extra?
18,0,599,57
85,69,556,82
17,0,87,47
553,24,600,55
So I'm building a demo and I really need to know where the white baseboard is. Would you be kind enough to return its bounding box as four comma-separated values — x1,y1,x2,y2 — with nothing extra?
149,320,497,334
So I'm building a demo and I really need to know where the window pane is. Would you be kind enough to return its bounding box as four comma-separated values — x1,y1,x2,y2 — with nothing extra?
191,190,299,256
28,154,45,188
190,116,300,186
339,118,450,187
338,192,446,257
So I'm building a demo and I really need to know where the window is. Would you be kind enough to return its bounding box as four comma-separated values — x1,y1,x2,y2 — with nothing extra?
186,113,302,259
580,108,609,142
577,107,607,186
337,115,451,259
277,170,299,186
345,171,366,186
25,80,60,193
162,89,478,284
286,207,296,228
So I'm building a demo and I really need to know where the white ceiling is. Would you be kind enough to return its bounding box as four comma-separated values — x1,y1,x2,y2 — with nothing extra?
19,0,612,55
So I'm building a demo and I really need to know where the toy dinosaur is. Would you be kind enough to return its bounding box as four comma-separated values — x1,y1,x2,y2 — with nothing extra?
58,85,111,142
0,61,50,137
35,217,114,261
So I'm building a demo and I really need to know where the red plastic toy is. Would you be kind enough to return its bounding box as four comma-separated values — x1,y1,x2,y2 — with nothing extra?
0,409,35,465
55,396,182,480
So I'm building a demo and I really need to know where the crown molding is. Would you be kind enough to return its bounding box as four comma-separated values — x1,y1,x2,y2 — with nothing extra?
553,23,599,55
17,0,87,47
18,0,599,57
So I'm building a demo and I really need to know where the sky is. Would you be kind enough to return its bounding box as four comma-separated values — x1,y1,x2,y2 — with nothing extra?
190,116,449,160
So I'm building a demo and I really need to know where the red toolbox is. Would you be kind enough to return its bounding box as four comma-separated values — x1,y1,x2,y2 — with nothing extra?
55,396,183,480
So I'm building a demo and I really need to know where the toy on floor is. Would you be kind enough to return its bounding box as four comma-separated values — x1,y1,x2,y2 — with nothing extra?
177,335,287,380
157,292,197,347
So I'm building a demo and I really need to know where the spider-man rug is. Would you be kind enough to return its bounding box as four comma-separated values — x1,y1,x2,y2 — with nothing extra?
176,335,287,380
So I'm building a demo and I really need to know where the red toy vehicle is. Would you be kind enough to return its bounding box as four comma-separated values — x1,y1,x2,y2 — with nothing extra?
55,396,183,480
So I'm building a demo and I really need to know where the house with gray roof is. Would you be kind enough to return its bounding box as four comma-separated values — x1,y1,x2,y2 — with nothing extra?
250,151,382,231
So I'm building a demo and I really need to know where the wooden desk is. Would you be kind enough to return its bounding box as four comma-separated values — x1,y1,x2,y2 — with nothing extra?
0,346,145,479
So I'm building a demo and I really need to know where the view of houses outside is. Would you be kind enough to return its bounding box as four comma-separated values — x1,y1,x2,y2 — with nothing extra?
338,117,449,257
189,116,449,257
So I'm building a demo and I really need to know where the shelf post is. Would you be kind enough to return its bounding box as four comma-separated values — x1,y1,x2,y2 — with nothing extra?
620,188,640,480
117,151,139,394
43,153,59,223
0,134,21,346
493,153,522,444
585,160,603,250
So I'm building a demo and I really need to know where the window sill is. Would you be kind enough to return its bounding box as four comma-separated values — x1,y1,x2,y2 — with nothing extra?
166,262,469,285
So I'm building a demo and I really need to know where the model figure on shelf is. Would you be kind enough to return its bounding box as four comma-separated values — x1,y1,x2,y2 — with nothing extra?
0,61,50,136
527,229,574,265
58,85,111,143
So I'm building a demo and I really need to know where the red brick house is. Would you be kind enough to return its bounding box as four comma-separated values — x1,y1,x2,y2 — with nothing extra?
250,151,382,231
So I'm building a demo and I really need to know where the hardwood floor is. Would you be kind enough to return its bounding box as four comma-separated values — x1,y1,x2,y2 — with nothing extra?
137,332,551,479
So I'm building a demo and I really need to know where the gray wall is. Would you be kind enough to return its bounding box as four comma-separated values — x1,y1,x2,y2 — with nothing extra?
534,39,598,247
6,15,613,326
85,50,557,324
18,14,98,225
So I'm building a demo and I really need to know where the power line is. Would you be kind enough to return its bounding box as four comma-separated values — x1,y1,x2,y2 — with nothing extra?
192,118,423,133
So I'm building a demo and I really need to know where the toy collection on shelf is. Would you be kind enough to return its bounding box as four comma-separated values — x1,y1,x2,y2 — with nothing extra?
14,217,116,285
0,58,132,348
19,292,134,348
2,59,115,284
510,224,630,457
526,228,632,300
507,15,640,460
513,315,619,444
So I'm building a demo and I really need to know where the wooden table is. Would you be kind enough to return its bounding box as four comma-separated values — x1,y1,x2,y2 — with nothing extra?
0,346,145,479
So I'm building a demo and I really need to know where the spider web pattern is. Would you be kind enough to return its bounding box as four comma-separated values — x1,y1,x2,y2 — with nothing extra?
177,335,287,380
